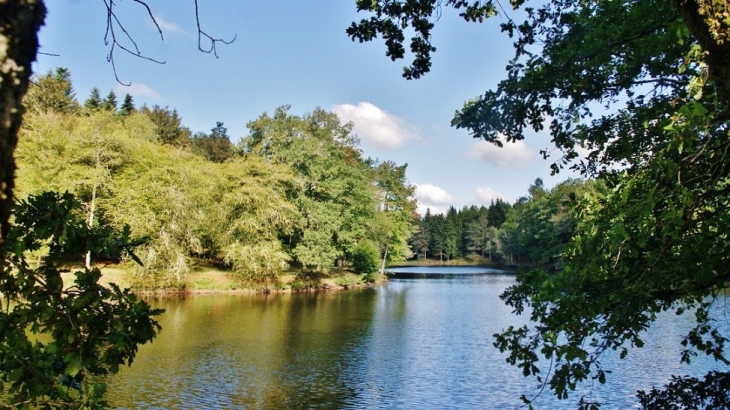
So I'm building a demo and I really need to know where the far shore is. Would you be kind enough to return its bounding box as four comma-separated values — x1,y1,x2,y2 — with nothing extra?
60,257,514,295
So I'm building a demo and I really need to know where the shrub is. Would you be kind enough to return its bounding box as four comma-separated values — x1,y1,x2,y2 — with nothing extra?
352,241,380,275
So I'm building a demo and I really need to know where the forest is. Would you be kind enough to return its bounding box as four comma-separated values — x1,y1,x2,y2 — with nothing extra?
20,67,598,291
17,67,418,290
410,178,599,267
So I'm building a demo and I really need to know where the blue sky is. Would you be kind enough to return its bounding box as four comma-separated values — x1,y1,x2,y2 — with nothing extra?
35,0,581,214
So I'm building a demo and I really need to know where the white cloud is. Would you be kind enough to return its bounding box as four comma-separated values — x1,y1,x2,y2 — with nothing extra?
331,102,420,150
464,138,534,169
152,15,182,34
475,187,505,205
115,83,162,100
414,183,453,215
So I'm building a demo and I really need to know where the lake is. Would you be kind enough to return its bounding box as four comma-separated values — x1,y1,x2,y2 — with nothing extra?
105,266,728,409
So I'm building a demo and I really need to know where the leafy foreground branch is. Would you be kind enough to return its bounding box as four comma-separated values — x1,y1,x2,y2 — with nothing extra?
0,192,163,408
494,142,730,409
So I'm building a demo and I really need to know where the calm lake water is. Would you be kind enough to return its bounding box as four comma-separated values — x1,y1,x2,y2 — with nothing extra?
106,266,729,409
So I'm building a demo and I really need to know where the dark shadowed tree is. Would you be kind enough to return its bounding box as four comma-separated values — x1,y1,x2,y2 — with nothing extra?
140,104,192,147
119,93,135,116
84,87,102,111
191,121,236,163
101,90,118,112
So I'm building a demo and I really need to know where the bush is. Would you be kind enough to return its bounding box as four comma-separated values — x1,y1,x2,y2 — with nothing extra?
352,241,380,275
334,273,361,288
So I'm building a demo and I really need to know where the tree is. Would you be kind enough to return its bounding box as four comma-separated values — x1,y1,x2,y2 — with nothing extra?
411,227,429,259
466,213,489,257
1,0,234,250
119,93,135,116
368,160,416,271
191,121,236,162
84,87,102,111
101,90,118,112
244,106,378,271
140,104,192,147
487,199,510,229
0,0,46,247
1,191,162,407
351,0,730,407
23,67,79,114
352,240,380,275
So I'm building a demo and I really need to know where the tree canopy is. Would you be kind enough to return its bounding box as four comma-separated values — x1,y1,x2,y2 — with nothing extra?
352,0,730,408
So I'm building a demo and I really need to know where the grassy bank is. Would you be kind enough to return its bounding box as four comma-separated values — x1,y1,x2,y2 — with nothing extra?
61,264,386,294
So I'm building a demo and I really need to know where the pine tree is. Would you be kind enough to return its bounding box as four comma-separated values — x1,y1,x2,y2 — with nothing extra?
23,67,80,114
101,90,118,112
119,94,135,116
84,87,102,111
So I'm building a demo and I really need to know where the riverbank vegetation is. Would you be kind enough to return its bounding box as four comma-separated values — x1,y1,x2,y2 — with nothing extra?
18,68,599,294
16,68,416,293
408,178,599,268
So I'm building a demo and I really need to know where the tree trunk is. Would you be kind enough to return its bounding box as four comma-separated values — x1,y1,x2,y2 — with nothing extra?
674,0,730,115
379,243,388,274
85,175,98,269
0,0,46,246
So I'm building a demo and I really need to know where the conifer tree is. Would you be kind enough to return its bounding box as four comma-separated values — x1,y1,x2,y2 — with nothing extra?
101,90,118,112
119,93,135,116
84,87,102,111
23,67,79,114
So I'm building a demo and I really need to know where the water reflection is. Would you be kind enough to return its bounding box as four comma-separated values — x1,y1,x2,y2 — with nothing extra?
105,268,728,409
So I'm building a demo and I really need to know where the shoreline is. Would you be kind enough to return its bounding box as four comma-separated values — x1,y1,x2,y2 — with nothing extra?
64,259,518,296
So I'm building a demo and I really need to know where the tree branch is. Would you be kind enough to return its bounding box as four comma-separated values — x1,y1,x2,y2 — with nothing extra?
194,0,237,58
103,0,166,85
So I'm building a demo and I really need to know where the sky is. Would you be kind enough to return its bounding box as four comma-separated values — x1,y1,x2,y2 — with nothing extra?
34,0,582,215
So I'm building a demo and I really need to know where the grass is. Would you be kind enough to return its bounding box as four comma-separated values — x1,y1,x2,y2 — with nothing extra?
59,263,387,294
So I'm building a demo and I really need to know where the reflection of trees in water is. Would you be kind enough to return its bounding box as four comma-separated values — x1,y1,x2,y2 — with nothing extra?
262,290,378,408
104,281,728,408
105,292,380,408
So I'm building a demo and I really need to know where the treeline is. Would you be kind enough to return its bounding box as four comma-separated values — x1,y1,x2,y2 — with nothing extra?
411,178,599,267
17,68,416,289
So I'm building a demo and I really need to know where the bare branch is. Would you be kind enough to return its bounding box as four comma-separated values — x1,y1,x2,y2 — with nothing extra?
101,0,235,83
132,0,164,41
194,0,237,58
103,0,166,85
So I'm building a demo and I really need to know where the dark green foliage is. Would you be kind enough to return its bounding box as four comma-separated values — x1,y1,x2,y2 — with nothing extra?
637,372,730,409
84,87,102,111
101,90,117,112
352,241,380,275
0,191,162,408
191,121,236,162
139,104,192,146
414,203,507,262
487,199,509,229
410,227,429,259
119,94,135,116
348,0,497,79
